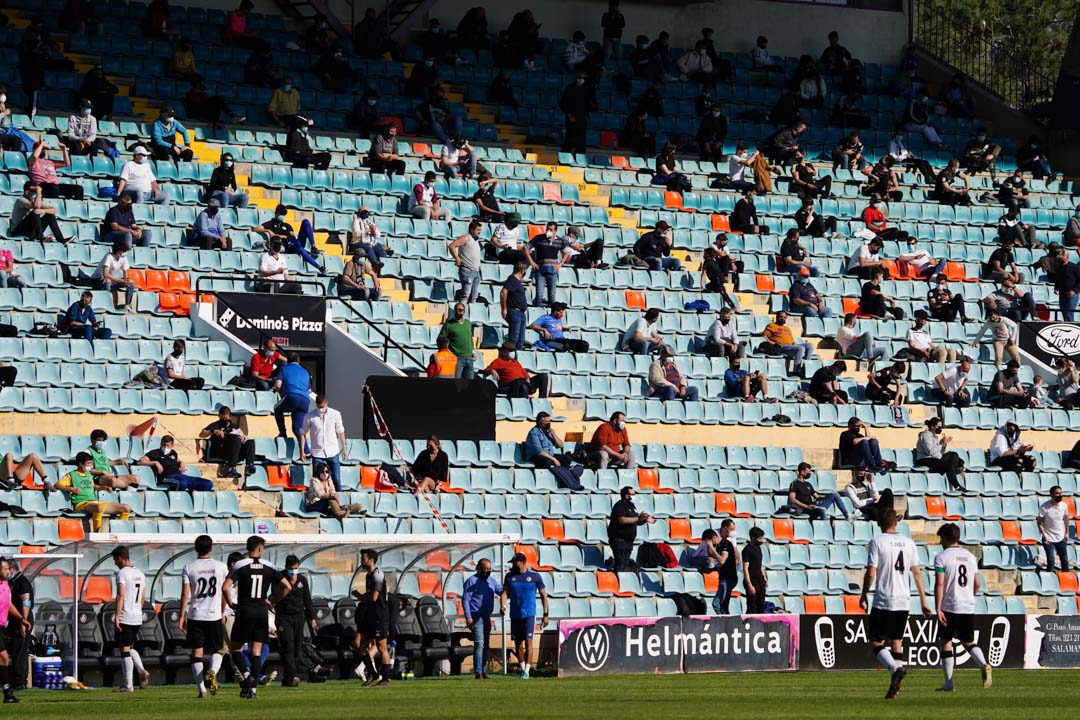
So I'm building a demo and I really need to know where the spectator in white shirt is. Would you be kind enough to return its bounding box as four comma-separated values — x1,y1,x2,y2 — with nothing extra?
485,212,527,264
408,171,452,220
906,310,955,363
440,137,478,179
563,31,591,72
988,420,1036,473
1037,486,1070,572
705,306,744,360
349,206,390,265
619,308,662,354
299,394,347,492
835,313,886,365
86,241,136,310
750,35,781,70
845,469,894,522
115,146,169,204
932,357,972,407
64,98,109,156
725,143,758,193
898,238,946,279
163,339,204,390
258,241,301,294
846,238,886,280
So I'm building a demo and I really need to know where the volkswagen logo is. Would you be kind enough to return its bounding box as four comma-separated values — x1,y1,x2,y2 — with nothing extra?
575,625,610,672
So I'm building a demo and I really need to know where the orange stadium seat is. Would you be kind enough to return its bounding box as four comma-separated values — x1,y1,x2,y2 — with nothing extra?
542,519,565,541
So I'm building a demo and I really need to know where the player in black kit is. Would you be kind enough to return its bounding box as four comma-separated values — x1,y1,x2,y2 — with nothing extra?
351,548,392,687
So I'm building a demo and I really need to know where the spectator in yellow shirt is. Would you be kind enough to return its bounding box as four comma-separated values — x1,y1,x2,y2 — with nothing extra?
762,311,814,376
267,77,301,126
56,452,132,532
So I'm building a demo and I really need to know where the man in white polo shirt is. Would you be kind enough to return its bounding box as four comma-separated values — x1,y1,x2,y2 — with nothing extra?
932,357,972,407
299,394,347,492
115,146,169,204
1037,485,1071,573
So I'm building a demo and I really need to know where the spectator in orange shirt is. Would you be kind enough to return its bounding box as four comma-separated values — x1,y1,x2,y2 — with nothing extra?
479,342,550,398
427,336,458,378
762,311,814,376
249,338,282,391
587,411,636,469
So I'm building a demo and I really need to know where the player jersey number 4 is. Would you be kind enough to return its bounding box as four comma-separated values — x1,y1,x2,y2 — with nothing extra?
116,566,146,626
934,546,977,615
868,533,919,612
183,558,229,621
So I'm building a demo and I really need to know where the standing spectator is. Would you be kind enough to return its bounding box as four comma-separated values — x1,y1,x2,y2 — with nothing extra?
267,77,301,127
427,337,457,378
64,291,112,345
138,435,213,491
480,342,549,398
930,158,972,206
144,0,174,37
904,310,952,362
463,560,502,680
438,303,477,379
64,99,109,156
10,181,68,243
723,356,770,402
903,90,948,150
861,269,904,320
710,520,739,614
273,554,317,689
587,412,635,469
609,486,656,572
526,224,564,306
28,143,82,200
1016,135,1054,180
207,153,248,209
116,146,170,204
731,188,770,234
55,452,131,532
932,358,973,408
988,360,1031,409
1037,486,1071,572
647,346,699,402
366,124,406,175
1054,357,1080,410
528,302,590,353
199,406,256,480
449,224,483,304
150,107,193,163
455,6,489,51
785,462,853,521
763,311,814,376
969,309,1019,366
961,129,1000,181
988,420,1036,473
809,360,849,405
500,552,548,680
789,267,833,318
100,194,152,247
249,339,281,391
349,206,389,265
405,58,439,99
339,251,380,301
865,361,906,406
846,469,895,522
299,394,347,493
835,313,887,365
633,221,682,272
705,307,744,360
193,198,232,251
620,308,663,355
838,417,892,473
440,137,478,179
998,205,1037,248
915,416,966,490
409,171,452,221
742,527,768,614
560,72,592,154
6,560,33,692
819,31,851,73
163,339,204,390
1055,248,1080,321
601,0,625,63
794,197,837,238
500,262,529,350
927,275,970,323
275,354,312,449
696,105,727,163
284,117,331,171
78,65,118,120
778,229,820,277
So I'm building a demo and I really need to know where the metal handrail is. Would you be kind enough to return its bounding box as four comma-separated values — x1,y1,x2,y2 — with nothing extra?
333,293,426,369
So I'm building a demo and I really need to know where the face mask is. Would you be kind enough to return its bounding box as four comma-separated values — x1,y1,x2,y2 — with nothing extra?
224,160,234,168
0,94,6,104
977,135,986,142
1052,494,1063,503
283,84,293,92
424,60,434,67
798,277,809,285
93,441,104,450
81,107,91,116
1030,144,1037,150
614,420,625,430
699,49,707,56
454,311,464,320
424,181,434,188
552,312,564,320
638,43,647,49
164,447,174,455
664,357,675,365
367,98,376,106
135,155,145,163
318,407,328,415
506,220,518,229
162,118,173,126
275,214,286,222
261,348,271,356
777,318,786,326
80,465,93,474
575,78,585,86
427,444,438,453
477,569,490,578
207,207,218,216
286,569,298,578
508,351,516,360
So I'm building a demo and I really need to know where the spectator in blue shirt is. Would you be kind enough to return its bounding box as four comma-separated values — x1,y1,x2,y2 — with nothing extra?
101,193,153,248
274,354,311,448
65,290,112,344
500,552,548,679
193,197,232,250
723,356,770,401
523,411,571,469
527,302,590,352
150,107,193,163
462,558,504,679
788,267,834,318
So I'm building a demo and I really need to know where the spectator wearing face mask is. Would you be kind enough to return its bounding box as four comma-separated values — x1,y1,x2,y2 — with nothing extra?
1037,486,1070,571
193,198,232,251
284,116,331,171
438,302,477,379
249,339,282,391
647,346,699,402
151,106,193,163
677,41,716,86
274,555,317,689
267,76,301,126
28,142,83,200
789,267,833,318
526,224,565,307
409,171,452,221
915,416,965,490
299,394,346,492
587,412,635,469
560,72,592,154
440,136,478,179
1016,135,1054,181
696,104,727,163
988,420,1036,472
256,204,325,274
620,106,656,159
835,313,887,366
409,436,449,494
969,308,1020,366
794,197,837,239
564,30,592,72
529,302,590,353
116,145,169,204
845,469,894,522
961,129,1000,182
313,45,355,93
485,211,526,264
339,251,380,301
167,38,199,82
350,206,389,264
926,274,970,323
481,343,549,398
416,86,462,145
898,237,946,279
207,153,248,208
10,181,68,243
763,311,814,376
903,90,948,151
620,307,663,355
865,361,906,406
988,360,1031,409
164,339,205,391
138,435,213,492
705,307,744,360
501,264,529,350
633,221,682,272
463,559,503,681
723,356,769,402
405,56,439,99
64,98,109,156
349,89,383,135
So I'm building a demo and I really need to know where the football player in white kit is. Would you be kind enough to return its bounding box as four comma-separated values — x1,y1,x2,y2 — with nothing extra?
112,546,150,692
179,535,229,698
933,522,991,691
859,509,931,699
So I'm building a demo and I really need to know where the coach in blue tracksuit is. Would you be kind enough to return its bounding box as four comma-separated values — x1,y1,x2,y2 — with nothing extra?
462,558,503,679
274,354,311,447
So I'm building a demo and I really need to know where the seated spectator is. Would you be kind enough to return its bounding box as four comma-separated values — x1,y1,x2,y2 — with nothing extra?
961,130,1000,182
998,169,1031,209
1036,242,1068,276
78,64,118,119
409,171,452,221
988,360,1031,409
284,116,331,171
647,346,699,402
56,452,131,532
705,307,744,360
167,38,199,82
831,130,867,172
28,142,82,200
985,238,1023,283
255,240,302,294
677,41,715,86
633,221,682,272
903,90,947,150
862,158,903,202
720,143,764,194
366,124,406,176
778,229,819,277
100,193,151,248
819,31,851,73
138,435,213,491
556,224,605,270
472,170,504,222
0,451,47,488
405,56,439,99
64,290,112,344
416,86,462,145
116,146,169,204
847,238,887,280
915,416,966,490
763,120,806,166
587,412,635,469
524,412,572,470
784,463,853,521
63,98,109,156
751,35,781,71
0,248,23,290
409,436,449,494
724,356,769,402
687,529,723,572
222,0,268,52
86,241,135,311
479,342,549,398
619,307,663,355
564,30,592,72
339,251,381,301
831,90,869,128
926,275,970,323
943,73,975,117
810,360,849,405
694,105,726,164
150,107,193,163
929,158,972,206
1016,135,1054,180
193,198,232,251
256,204,324,273
790,151,833,202
206,153,248,209
794,197,837,239
485,212,526,264
249,339,281,391
651,143,690,193
243,45,277,87
440,137,478,179
839,417,893,473
267,77,301,127
836,313,886,365
164,339,204,391
348,89,383,135
998,205,1037,249
932,357,973,408
789,268,833,318
988,420,1036,473
731,189,770,234
899,238,946,279
304,463,350,518
886,128,935,183
84,429,139,489
845,469,895,522
866,361,906,406
485,68,518,109
795,65,827,109
769,90,801,127
648,31,677,81
860,269,904,320
199,405,256,480
1054,357,1080,410
529,302,589,352
762,311,814,376
860,195,909,242
313,46,355,93
620,106,656,159
982,277,1034,322
711,233,743,291
9,181,68,243
903,310,953,362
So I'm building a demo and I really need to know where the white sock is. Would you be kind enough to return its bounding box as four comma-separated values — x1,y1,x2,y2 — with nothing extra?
876,648,899,672
122,656,134,689
942,652,954,684
522,662,529,672
192,660,204,691
130,649,146,676
210,654,223,674
968,646,987,669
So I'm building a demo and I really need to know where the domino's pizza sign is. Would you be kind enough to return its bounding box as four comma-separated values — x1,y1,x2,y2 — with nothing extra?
799,615,1025,670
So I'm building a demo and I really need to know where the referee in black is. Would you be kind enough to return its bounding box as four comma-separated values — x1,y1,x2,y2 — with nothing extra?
6,563,31,691
274,555,316,687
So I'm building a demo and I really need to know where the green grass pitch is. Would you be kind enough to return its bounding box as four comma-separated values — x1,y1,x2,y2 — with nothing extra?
8,670,1078,719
